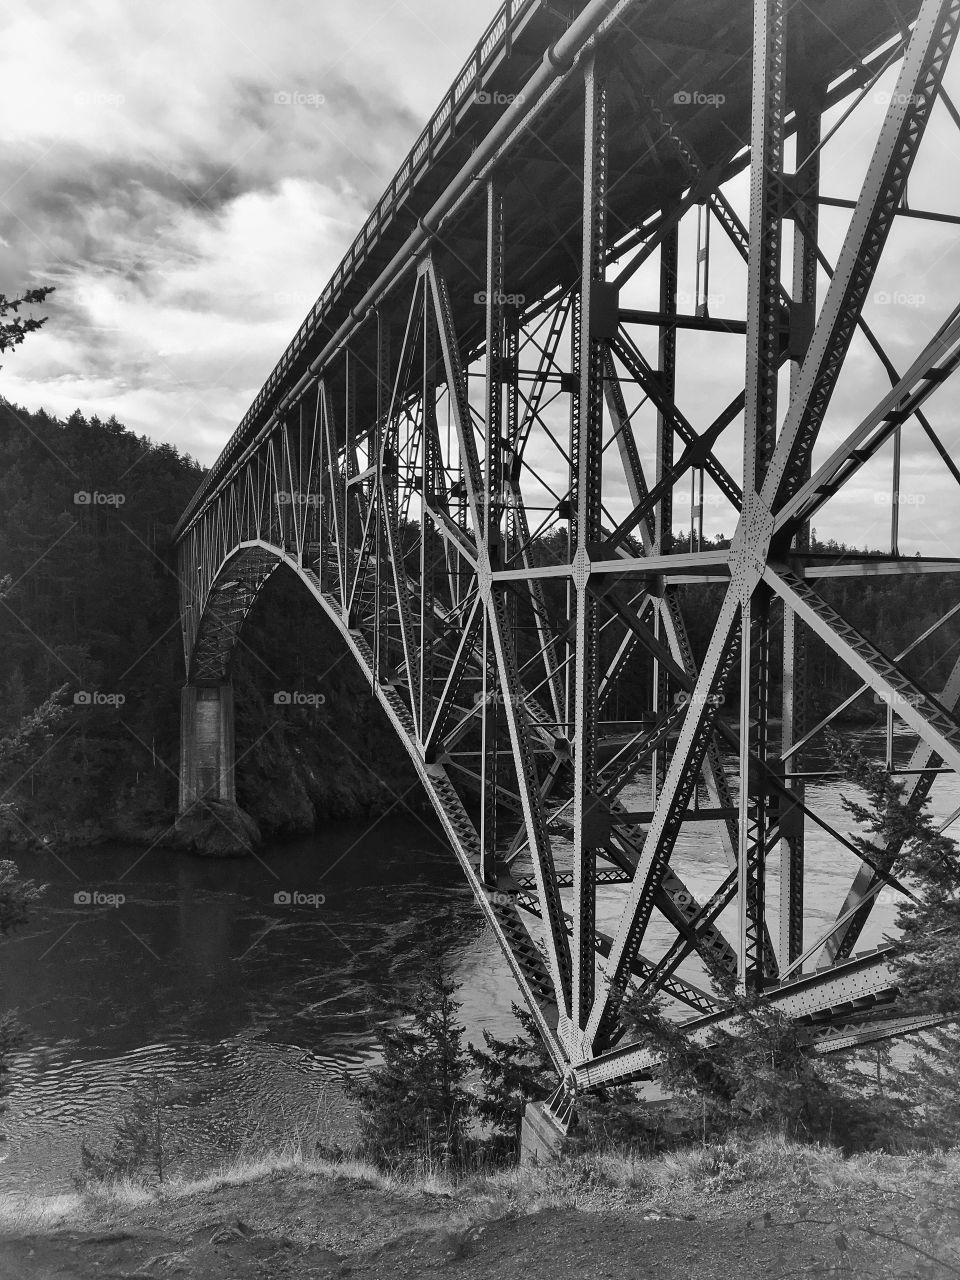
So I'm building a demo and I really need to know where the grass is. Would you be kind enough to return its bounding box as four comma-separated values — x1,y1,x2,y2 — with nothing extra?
0,1151,385,1234
4,1132,959,1244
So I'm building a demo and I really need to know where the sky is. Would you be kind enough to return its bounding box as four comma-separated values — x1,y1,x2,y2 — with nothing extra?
0,0,502,462
1,0,959,554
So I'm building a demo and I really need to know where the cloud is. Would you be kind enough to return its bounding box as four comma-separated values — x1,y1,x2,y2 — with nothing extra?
0,0,502,460
3,175,375,456
1,0,958,557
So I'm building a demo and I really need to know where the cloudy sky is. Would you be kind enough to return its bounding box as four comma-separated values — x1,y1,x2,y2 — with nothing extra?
2,0,959,554
0,0,501,462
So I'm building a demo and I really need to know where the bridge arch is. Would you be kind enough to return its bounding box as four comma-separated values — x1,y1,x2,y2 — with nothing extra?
174,0,960,1098
181,536,569,1069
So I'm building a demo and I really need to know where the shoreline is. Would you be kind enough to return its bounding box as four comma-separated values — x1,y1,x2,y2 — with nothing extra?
1,1138,955,1279
4,710,901,858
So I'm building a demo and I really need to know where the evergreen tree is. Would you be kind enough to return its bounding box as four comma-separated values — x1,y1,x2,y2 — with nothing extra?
897,1023,960,1146
829,734,960,1016
622,973,865,1145
0,288,54,358
829,736,960,1147
75,1077,180,1188
469,1002,556,1156
346,958,473,1169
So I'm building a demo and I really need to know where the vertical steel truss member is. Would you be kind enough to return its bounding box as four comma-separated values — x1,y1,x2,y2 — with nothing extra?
482,181,505,887
570,53,606,1047
779,48,821,968
174,0,960,1093
737,0,786,993
652,226,677,804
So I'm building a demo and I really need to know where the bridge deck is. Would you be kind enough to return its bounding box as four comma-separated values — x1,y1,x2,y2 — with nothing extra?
173,0,958,1085
177,0,919,534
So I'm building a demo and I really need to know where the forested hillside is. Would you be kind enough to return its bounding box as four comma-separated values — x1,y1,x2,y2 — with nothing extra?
672,535,960,724
0,398,955,852
0,401,420,850
518,528,959,728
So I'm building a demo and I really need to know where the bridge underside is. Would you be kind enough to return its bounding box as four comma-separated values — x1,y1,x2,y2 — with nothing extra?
174,0,960,1091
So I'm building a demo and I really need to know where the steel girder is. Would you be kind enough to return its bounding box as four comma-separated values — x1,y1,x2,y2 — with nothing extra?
176,0,960,1093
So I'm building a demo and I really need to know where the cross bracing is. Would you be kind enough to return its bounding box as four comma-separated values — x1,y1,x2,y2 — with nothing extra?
175,0,960,1097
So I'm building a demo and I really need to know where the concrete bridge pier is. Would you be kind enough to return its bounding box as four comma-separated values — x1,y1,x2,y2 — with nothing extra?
178,682,236,813
519,1100,568,1165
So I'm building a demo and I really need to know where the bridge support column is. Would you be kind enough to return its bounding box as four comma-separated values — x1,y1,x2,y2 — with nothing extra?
178,683,236,813
519,1101,567,1166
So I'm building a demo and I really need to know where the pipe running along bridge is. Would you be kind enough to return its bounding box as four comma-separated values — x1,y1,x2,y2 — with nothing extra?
173,0,960,1097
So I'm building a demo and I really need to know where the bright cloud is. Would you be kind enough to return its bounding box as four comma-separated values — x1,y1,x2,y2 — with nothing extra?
0,0,501,461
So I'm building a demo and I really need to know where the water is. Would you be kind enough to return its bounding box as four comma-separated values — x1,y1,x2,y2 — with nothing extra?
0,816,517,1194
0,729,956,1194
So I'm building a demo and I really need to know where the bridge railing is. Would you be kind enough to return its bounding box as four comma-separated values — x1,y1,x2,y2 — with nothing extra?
177,0,544,536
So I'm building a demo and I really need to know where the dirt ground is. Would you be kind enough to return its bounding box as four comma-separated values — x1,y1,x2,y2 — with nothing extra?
0,1165,935,1279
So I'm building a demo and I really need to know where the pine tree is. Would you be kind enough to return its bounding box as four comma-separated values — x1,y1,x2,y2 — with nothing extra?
75,1077,178,1187
0,288,54,359
827,736,960,1147
829,734,960,1016
469,1002,557,1157
897,1023,960,1146
345,959,473,1170
622,974,862,1144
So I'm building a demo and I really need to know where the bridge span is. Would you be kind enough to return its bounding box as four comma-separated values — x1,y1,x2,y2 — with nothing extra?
173,0,960,1095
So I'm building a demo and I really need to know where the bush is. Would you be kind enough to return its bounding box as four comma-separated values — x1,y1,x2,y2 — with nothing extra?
345,958,474,1171
74,1077,181,1189
621,976,874,1148
469,1002,556,1160
829,733,960,1017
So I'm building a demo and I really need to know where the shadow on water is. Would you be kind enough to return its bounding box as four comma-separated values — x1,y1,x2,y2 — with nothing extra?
0,815,518,1194
2,728,958,1193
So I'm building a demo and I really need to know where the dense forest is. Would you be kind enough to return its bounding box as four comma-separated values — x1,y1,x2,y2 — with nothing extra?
0,398,955,853
0,401,420,851
516,527,960,730
674,534,960,726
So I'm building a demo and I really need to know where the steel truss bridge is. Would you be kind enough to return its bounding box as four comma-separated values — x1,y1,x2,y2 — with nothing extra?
174,0,960,1094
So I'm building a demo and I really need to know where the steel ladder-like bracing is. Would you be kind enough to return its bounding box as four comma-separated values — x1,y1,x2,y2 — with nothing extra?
174,0,960,1092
